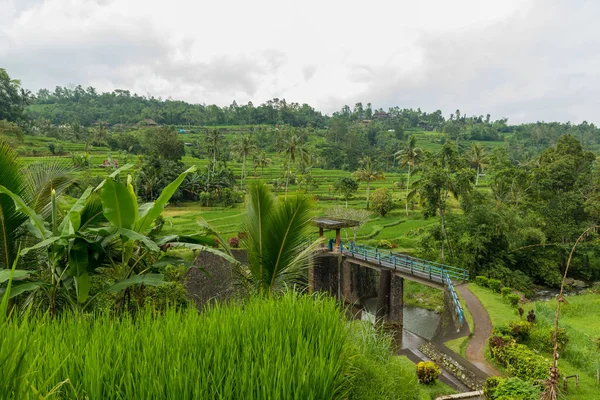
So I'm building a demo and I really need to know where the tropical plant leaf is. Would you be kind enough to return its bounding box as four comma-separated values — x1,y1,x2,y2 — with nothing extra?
93,163,135,191
152,256,196,269
96,227,160,253
135,166,196,234
0,185,49,240
100,179,137,230
74,273,91,303
243,182,275,286
68,239,89,277
107,273,165,293
0,281,43,299
59,186,93,234
155,234,216,247
0,269,30,283
164,242,238,265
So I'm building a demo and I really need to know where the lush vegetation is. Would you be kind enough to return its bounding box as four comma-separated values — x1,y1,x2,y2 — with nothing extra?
470,282,600,400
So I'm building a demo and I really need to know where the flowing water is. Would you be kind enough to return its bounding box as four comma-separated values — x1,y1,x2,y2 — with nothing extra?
361,298,442,349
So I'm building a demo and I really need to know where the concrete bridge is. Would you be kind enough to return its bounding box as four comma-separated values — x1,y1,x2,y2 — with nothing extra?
308,218,468,336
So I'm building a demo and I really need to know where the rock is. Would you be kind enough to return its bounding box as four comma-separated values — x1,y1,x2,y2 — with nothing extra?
565,278,575,286
573,279,588,289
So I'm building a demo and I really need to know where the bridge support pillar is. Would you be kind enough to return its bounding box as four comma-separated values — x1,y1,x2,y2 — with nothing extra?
309,254,340,296
388,275,404,328
376,270,391,319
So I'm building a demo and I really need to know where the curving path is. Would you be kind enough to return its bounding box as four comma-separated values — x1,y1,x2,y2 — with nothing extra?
456,285,502,377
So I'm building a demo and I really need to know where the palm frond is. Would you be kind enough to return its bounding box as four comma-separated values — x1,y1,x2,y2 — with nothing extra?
23,158,76,218
0,141,27,268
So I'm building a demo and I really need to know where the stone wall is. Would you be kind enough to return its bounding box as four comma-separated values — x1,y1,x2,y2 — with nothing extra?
184,249,248,310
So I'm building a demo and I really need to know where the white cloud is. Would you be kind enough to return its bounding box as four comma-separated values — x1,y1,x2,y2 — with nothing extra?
1,0,599,123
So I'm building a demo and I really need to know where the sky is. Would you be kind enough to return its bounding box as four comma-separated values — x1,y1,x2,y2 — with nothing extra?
1,0,599,124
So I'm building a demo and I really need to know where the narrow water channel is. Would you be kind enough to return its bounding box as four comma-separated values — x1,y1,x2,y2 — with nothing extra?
361,298,442,349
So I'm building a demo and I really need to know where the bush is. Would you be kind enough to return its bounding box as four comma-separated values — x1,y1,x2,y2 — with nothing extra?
377,240,393,249
491,343,550,381
508,321,532,342
494,377,539,400
506,294,521,308
500,287,512,298
488,279,503,293
228,237,240,248
547,328,569,352
526,310,536,324
416,361,441,384
371,188,394,217
483,376,504,399
475,276,489,287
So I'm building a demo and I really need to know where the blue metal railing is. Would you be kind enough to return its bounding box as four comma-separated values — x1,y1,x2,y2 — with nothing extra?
339,241,467,326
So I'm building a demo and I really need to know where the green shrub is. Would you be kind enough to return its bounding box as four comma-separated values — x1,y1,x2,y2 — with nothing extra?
377,240,393,249
475,276,489,287
491,343,550,381
494,377,539,400
483,376,504,399
488,279,503,293
506,294,521,308
416,361,441,384
547,328,569,352
508,321,532,342
500,287,512,298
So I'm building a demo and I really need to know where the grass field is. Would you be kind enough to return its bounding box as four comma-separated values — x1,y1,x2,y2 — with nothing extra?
468,284,600,399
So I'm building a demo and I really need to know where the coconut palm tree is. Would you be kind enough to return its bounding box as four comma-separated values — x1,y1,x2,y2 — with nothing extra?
241,182,317,292
205,129,224,173
280,130,308,196
253,151,272,177
19,88,33,108
352,156,385,209
395,135,422,215
465,143,488,186
234,135,256,188
0,142,75,270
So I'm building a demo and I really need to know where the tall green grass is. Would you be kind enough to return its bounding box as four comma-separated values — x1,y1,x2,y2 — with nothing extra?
1,291,431,399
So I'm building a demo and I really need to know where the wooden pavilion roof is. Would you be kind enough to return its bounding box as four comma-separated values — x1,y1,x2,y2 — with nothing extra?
312,218,360,229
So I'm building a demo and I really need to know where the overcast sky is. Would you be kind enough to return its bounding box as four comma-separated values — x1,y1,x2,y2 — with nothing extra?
1,0,599,124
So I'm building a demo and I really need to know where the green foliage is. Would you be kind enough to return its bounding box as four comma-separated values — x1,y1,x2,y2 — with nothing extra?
242,182,316,292
485,377,539,400
548,327,569,352
377,240,393,249
333,176,358,207
0,292,350,399
508,321,532,342
416,361,441,384
491,342,550,382
0,68,26,122
476,275,490,287
345,323,421,400
371,187,394,217
500,287,512,298
488,279,502,293
506,294,521,308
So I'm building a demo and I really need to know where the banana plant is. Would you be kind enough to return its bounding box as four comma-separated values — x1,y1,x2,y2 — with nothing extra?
0,165,234,313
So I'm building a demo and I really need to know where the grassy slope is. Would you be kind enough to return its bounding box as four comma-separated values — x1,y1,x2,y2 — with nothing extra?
468,284,600,399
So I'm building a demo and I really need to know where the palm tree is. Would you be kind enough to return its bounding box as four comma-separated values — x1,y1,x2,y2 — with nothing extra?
0,142,74,269
234,135,256,188
253,151,272,177
281,130,308,196
241,182,317,292
352,156,385,209
205,129,223,173
465,143,488,186
19,88,33,108
395,135,422,215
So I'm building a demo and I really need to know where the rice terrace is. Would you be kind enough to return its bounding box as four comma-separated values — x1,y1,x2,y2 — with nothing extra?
2,2,600,399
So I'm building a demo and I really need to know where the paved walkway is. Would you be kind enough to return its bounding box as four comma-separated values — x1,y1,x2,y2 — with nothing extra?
456,285,502,377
